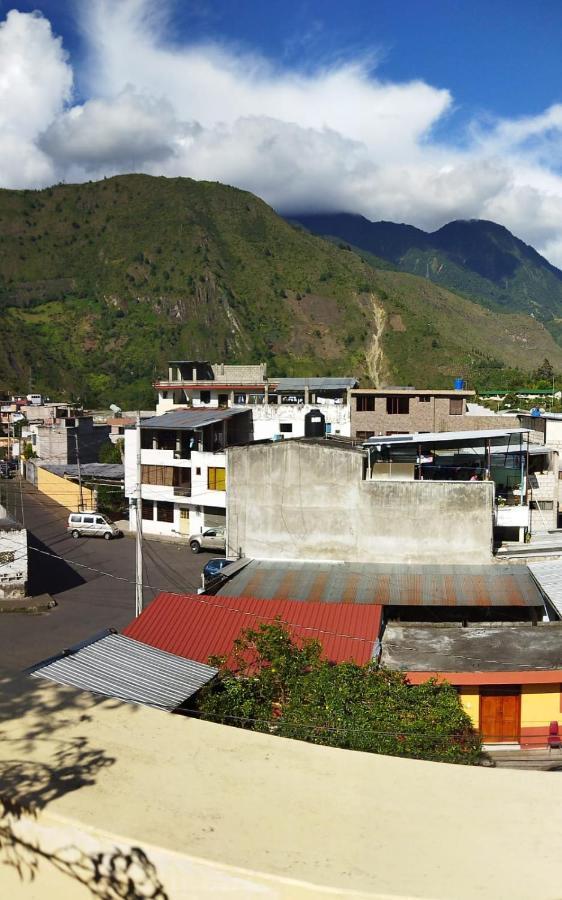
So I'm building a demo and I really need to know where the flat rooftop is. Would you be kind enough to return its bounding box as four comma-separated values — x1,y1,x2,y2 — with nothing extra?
381,621,562,674
216,560,544,608
3,669,562,898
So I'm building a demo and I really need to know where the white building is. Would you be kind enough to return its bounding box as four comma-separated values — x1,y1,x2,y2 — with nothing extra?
124,407,253,539
154,360,357,440
0,508,27,600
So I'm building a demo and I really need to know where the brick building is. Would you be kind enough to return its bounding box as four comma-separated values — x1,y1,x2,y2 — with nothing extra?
351,388,475,438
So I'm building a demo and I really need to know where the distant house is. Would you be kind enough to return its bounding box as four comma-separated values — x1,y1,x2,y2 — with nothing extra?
124,407,252,538
154,359,357,439
29,416,110,465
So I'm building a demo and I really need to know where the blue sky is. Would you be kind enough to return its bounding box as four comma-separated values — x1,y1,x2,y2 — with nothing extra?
2,0,562,262
9,0,562,127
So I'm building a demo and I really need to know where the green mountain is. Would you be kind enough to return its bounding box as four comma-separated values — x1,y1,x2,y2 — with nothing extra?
291,213,562,342
0,175,561,406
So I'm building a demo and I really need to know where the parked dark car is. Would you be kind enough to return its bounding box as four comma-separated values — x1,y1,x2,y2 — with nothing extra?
203,558,236,583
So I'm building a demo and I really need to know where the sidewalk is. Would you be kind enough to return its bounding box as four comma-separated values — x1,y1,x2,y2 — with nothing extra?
114,521,189,546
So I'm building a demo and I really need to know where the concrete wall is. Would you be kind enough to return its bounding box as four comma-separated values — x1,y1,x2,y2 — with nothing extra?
0,513,27,599
36,466,95,512
227,441,494,563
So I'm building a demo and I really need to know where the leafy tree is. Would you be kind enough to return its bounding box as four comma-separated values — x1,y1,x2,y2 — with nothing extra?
98,439,123,464
22,442,37,460
198,623,481,765
534,358,554,381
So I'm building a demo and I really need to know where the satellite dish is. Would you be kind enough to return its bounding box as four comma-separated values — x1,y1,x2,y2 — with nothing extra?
109,403,122,414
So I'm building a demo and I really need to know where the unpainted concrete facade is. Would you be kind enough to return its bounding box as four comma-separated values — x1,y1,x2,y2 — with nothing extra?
227,441,494,564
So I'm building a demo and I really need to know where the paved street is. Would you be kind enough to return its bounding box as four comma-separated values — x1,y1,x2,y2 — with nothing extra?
0,480,218,671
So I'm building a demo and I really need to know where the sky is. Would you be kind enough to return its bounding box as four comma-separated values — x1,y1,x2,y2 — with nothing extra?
2,1,562,262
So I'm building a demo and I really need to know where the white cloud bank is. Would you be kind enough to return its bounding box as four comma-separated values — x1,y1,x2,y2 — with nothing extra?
3,2,562,264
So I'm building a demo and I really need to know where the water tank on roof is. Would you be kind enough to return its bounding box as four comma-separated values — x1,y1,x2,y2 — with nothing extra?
530,407,541,417
304,408,326,438
454,378,465,390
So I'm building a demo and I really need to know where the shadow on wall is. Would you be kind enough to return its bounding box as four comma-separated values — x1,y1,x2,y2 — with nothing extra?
0,673,168,899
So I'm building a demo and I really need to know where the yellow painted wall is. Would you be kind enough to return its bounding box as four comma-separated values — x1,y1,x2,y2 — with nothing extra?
37,467,95,512
460,688,480,728
521,684,562,729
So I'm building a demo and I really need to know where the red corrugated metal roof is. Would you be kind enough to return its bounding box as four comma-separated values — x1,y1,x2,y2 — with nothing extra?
123,593,383,666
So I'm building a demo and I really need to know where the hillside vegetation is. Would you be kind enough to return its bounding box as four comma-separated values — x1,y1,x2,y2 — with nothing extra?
0,175,561,405
292,213,562,344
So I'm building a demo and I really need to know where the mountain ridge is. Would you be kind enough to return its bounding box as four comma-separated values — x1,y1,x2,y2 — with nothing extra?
0,175,561,406
290,212,562,330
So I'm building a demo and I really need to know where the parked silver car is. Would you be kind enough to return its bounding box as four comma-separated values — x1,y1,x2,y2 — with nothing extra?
189,527,226,554
67,512,121,540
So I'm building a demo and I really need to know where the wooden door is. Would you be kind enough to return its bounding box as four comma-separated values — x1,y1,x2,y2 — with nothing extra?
480,689,520,743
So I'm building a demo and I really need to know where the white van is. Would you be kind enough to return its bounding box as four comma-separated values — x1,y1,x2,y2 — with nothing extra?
67,513,121,540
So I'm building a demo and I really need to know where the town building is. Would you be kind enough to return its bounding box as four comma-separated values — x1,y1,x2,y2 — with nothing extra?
124,407,252,538
123,591,383,665
0,506,27,601
381,621,562,748
349,385,503,438
27,415,110,465
28,630,218,711
154,359,357,439
226,429,536,563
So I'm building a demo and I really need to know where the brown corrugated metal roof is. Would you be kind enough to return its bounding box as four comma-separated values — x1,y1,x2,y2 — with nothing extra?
216,561,543,608
123,593,383,665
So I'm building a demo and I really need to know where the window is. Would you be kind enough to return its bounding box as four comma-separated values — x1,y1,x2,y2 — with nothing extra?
356,394,376,412
142,501,154,520
449,398,464,416
95,517,105,524
70,514,81,522
234,393,247,404
356,431,376,440
218,394,229,408
83,516,94,524
156,501,174,522
418,395,430,403
196,467,201,475
200,390,211,403
279,423,293,433
141,465,174,486
386,396,409,415
172,391,184,405
208,467,226,491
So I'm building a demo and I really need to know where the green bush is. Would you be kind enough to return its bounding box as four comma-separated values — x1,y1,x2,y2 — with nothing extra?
197,623,482,765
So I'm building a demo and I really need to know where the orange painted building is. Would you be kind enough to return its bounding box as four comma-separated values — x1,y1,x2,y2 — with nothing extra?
382,622,562,748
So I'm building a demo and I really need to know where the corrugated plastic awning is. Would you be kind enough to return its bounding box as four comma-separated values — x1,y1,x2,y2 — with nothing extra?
529,561,562,619
140,408,248,429
28,632,218,710
123,593,383,665
216,560,543,608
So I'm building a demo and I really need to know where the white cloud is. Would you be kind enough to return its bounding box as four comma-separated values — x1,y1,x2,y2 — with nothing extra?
4,2,562,265
0,9,72,187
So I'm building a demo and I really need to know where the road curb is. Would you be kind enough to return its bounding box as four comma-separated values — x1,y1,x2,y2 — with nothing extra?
0,593,57,614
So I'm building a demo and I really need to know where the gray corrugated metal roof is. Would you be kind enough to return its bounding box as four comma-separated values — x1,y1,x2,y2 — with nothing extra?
42,463,124,479
276,377,357,391
529,561,562,619
217,560,543,607
141,408,248,430
28,632,217,710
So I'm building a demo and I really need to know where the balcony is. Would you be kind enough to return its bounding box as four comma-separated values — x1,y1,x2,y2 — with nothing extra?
173,486,192,497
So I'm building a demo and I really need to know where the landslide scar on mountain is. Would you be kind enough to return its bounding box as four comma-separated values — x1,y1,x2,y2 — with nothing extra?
366,296,387,387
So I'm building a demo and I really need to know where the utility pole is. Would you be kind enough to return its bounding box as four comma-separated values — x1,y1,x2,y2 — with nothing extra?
135,414,143,617
74,431,84,511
